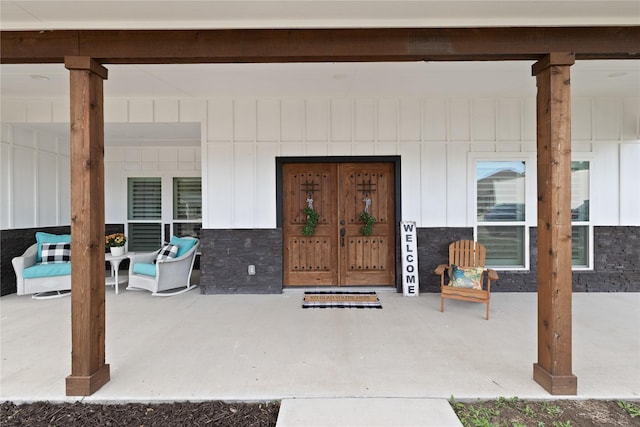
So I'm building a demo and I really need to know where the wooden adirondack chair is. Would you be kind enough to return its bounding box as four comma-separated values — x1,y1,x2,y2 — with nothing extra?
434,240,498,320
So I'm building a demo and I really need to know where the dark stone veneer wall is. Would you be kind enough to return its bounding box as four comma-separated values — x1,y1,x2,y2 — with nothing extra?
1,224,124,296
419,226,640,293
199,226,639,294
3,225,638,295
199,229,283,294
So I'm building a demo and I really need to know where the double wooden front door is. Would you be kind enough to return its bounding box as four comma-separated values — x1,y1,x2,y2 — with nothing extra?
283,162,395,286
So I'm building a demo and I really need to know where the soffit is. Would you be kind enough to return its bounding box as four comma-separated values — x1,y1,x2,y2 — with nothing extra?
2,1,638,30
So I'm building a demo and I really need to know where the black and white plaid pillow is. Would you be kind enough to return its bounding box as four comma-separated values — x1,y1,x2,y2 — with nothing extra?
156,244,179,262
40,242,71,264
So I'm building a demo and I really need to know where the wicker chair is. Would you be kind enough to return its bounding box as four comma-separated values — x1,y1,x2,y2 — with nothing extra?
127,237,199,296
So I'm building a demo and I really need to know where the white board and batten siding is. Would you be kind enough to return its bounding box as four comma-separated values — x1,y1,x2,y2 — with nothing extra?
1,96,639,231
202,96,639,229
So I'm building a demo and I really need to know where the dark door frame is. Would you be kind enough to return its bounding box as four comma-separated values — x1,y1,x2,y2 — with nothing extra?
276,156,402,290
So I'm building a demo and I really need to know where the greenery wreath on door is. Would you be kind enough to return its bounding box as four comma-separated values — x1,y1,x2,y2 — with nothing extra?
359,211,376,236
302,206,319,236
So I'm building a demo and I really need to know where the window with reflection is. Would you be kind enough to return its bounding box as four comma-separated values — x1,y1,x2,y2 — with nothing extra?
476,161,526,267
173,177,202,239
571,161,590,267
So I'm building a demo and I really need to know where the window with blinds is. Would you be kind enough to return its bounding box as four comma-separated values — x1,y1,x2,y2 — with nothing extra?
475,160,591,269
173,177,202,238
571,161,590,267
173,177,202,220
128,177,162,251
128,178,161,220
127,223,162,252
476,161,526,267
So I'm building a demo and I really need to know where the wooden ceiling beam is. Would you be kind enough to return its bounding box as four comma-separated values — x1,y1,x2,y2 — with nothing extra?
2,27,639,64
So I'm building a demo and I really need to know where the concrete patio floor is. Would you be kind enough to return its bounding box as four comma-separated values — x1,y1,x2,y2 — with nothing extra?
2,286,638,405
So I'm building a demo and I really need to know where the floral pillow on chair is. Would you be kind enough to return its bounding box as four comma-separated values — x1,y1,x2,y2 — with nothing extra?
448,265,484,290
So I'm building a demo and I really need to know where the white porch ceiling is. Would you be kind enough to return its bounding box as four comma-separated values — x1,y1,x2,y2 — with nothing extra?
0,60,640,98
1,1,638,144
2,61,638,99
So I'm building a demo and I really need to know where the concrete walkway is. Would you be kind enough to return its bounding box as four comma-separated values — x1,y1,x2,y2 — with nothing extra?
1,290,638,425
276,398,462,426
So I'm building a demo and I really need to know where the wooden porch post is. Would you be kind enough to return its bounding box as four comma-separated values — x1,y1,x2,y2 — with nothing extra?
531,52,578,395
64,56,110,396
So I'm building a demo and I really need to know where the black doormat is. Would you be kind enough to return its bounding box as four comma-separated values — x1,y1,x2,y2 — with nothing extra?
302,291,382,309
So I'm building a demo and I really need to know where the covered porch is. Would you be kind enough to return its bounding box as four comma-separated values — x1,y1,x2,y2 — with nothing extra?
1,20,638,399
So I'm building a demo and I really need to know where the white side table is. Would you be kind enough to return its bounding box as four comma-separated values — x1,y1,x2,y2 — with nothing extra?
105,252,131,294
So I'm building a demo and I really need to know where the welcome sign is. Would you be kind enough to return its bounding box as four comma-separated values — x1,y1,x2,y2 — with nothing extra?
400,221,419,296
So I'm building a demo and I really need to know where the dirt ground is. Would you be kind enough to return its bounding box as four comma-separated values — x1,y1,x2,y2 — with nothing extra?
1,399,638,426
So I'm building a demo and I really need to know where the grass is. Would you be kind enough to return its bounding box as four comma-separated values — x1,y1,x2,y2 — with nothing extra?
617,400,640,418
450,396,640,427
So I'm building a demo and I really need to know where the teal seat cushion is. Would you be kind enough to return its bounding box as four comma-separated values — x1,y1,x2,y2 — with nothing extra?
23,262,71,279
169,236,198,257
133,263,156,277
36,232,72,263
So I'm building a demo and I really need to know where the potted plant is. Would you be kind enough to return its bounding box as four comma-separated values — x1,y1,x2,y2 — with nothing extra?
105,233,127,256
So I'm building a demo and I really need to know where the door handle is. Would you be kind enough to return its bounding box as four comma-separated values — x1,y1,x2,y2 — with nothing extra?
340,228,346,247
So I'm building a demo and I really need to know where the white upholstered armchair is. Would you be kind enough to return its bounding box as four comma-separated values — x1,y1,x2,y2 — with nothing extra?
127,236,199,296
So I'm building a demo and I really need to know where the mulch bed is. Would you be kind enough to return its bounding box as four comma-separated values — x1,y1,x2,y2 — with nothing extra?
1,401,279,427
3,399,639,426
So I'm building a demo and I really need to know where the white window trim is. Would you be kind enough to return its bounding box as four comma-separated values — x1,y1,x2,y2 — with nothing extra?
173,177,203,223
571,223,594,271
468,152,595,271
468,151,536,271
125,171,202,243
571,154,594,271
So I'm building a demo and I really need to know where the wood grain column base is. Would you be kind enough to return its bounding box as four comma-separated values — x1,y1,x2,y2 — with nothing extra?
533,363,577,395
66,364,110,396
